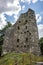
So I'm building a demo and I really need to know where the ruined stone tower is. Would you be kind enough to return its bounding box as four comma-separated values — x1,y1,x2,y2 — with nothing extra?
2,9,40,55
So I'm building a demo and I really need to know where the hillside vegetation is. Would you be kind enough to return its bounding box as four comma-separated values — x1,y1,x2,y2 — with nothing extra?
0,52,43,65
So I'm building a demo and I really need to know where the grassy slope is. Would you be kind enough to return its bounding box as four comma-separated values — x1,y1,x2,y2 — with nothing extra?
0,52,43,65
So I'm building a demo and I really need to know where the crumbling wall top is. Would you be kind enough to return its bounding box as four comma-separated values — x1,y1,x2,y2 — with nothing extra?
20,8,35,18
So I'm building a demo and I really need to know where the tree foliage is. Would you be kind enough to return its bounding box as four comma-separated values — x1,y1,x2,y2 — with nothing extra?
39,37,43,55
0,22,12,33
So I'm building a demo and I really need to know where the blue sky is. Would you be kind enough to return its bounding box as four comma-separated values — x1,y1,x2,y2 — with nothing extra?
0,0,43,38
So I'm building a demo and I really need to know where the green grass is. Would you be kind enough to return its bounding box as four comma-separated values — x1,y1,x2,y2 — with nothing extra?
0,52,43,65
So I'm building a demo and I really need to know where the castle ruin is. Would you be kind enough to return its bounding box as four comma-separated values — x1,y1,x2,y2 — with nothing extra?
2,9,40,55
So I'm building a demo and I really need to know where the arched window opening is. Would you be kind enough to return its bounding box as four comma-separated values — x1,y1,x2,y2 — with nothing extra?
17,45,19,47
24,45,26,48
19,21,21,23
26,38,28,42
17,39,19,42
18,26,20,30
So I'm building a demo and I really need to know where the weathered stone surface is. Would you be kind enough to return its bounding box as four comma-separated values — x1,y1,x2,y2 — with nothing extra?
2,9,40,55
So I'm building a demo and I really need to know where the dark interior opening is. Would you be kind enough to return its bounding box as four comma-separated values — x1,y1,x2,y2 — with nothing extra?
29,32,31,35
17,45,19,47
25,20,28,23
27,45,29,48
19,21,21,23
18,26,20,30
26,38,28,42
24,45,26,48
26,26,27,29
17,39,19,42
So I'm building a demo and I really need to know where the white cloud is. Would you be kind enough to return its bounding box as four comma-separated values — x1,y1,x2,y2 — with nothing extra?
0,0,21,16
14,15,18,22
32,0,38,3
36,14,42,23
36,13,43,38
5,8,21,16
38,24,43,38
21,0,38,4
37,16,42,23
0,0,21,13
0,0,21,29
7,0,20,8
36,14,39,20
21,0,31,4
22,5,25,10
21,0,25,2
7,0,21,15
0,13,7,30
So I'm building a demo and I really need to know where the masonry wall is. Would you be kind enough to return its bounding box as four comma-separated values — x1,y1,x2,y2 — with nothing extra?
2,9,40,55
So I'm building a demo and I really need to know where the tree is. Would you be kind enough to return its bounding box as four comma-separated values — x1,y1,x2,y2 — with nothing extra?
0,34,4,56
39,37,43,55
1,22,12,33
0,22,12,56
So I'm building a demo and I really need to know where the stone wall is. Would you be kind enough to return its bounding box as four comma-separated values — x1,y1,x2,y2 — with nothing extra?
2,9,40,55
